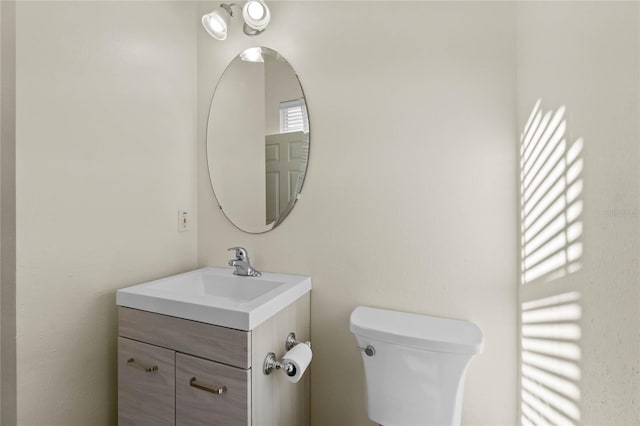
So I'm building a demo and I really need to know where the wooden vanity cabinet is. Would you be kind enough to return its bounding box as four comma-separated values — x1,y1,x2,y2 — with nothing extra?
117,293,310,426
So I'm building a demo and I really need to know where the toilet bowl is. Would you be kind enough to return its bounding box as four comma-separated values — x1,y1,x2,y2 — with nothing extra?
349,306,483,426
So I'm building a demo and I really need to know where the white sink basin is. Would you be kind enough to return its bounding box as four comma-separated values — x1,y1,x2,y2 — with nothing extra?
116,267,311,331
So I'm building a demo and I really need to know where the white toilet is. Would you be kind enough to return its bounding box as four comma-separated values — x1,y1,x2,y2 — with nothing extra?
349,306,484,426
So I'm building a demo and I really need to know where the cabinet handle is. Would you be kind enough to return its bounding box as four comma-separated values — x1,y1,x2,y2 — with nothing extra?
127,358,158,372
190,377,227,395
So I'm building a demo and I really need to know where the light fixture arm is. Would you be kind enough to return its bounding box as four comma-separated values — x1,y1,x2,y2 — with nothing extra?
219,3,239,16
243,23,261,36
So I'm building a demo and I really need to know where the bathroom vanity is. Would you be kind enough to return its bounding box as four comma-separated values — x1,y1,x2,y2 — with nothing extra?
116,267,311,426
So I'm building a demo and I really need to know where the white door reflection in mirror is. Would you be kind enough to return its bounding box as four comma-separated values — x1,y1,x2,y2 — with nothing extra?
265,132,308,224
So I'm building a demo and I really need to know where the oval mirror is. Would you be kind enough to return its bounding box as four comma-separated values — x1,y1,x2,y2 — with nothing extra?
207,47,310,233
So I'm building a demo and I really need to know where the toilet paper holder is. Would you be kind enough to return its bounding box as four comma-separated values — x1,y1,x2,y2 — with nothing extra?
263,332,311,376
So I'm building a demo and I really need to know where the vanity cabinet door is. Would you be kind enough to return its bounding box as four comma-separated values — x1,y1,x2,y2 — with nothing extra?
118,337,175,426
176,353,250,426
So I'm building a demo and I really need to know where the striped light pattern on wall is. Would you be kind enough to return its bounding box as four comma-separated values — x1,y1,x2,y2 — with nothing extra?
521,292,582,426
519,100,584,426
520,100,583,285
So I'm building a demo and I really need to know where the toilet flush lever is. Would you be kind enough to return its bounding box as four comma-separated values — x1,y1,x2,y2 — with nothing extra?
357,345,376,357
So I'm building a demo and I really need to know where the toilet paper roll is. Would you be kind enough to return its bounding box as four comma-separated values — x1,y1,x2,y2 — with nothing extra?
281,343,312,383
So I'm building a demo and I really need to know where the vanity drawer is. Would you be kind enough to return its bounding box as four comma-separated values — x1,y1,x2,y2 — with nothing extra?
119,307,251,369
118,337,175,426
176,353,250,426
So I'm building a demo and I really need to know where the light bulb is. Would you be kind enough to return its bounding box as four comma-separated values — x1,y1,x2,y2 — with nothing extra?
202,6,232,40
246,1,265,20
206,16,224,34
242,0,270,32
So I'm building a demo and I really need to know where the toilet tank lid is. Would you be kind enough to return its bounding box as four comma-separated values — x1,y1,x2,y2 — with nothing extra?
349,306,484,355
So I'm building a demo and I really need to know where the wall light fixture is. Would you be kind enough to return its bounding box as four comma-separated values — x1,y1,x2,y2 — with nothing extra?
202,1,271,40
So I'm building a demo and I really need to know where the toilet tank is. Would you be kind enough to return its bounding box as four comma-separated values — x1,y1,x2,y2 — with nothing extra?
349,307,484,426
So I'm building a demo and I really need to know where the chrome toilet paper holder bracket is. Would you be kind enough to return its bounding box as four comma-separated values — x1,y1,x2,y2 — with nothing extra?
285,332,311,351
263,332,311,376
263,352,296,376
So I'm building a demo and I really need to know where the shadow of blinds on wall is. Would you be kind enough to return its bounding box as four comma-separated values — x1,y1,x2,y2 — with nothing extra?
520,100,583,284
519,100,583,426
521,292,582,425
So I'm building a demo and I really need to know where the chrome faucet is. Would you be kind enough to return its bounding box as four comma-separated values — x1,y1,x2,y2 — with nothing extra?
228,247,261,277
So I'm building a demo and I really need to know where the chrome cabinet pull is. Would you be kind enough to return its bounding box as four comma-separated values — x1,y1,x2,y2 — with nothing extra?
127,358,158,372
190,377,227,395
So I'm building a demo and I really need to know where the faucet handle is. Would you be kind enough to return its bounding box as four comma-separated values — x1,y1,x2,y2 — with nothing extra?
228,247,248,260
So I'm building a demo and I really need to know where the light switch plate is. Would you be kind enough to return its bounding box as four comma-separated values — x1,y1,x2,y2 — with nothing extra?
178,210,190,232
